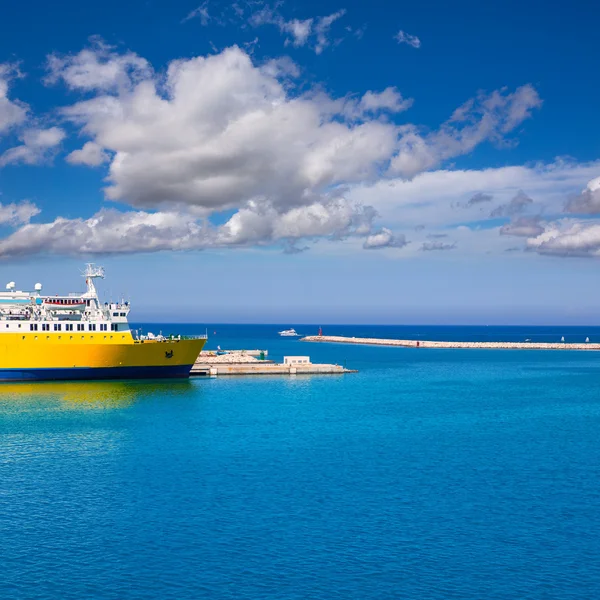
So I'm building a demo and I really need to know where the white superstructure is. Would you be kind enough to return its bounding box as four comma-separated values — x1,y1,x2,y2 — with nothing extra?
0,263,133,335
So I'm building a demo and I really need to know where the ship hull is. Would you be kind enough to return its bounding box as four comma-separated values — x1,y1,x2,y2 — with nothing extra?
0,335,206,382
0,364,193,381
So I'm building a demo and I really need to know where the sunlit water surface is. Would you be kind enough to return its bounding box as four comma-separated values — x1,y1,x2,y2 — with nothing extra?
2,325,600,599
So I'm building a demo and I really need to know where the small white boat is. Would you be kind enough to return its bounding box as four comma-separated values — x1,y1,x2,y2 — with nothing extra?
278,328,299,337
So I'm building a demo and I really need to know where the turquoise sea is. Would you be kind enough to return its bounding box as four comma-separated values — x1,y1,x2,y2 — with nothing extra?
2,325,600,599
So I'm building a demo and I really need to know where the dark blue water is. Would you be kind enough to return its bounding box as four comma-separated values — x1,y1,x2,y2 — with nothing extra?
2,325,600,599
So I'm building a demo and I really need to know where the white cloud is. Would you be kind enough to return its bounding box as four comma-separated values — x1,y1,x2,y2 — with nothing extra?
0,200,40,226
363,227,407,249
0,126,66,166
314,10,347,54
565,176,600,214
66,141,110,166
526,219,600,257
56,45,399,214
0,209,210,258
248,6,345,54
395,30,421,48
358,87,413,114
53,44,541,224
218,199,376,245
389,85,542,179
46,38,152,92
282,18,314,47
0,64,28,137
0,199,377,258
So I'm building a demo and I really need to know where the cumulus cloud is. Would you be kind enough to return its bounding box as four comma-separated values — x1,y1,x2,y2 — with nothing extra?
46,38,152,92
66,141,110,166
0,209,210,258
564,176,600,214
0,200,40,226
389,85,542,179
218,199,377,246
53,44,541,220
0,127,66,166
0,198,377,258
526,220,600,257
500,215,544,237
55,45,399,214
395,30,421,48
363,227,407,249
0,64,28,137
490,190,533,217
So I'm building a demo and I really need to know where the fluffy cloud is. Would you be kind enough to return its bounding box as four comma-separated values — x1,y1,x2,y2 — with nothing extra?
389,85,542,179
55,46,400,213
66,141,110,166
46,39,152,92
53,44,541,220
500,216,544,237
357,87,413,115
0,200,40,226
490,190,533,217
564,176,600,214
0,209,210,258
0,64,28,137
526,220,600,257
0,127,66,166
218,199,376,246
363,227,408,249
395,30,421,48
0,198,377,258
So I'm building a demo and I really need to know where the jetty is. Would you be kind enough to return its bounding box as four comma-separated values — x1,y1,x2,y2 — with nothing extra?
301,335,600,351
191,350,356,376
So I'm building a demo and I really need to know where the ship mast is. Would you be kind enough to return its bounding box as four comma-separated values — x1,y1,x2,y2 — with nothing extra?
82,264,105,299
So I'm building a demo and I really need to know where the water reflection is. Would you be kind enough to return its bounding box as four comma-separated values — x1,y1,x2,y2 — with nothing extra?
0,379,197,409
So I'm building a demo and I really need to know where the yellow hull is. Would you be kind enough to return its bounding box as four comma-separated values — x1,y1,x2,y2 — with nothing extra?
0,332,206,381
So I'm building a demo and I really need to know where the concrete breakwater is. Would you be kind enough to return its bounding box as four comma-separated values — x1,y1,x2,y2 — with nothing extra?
191,349,356,376
301,335,600,351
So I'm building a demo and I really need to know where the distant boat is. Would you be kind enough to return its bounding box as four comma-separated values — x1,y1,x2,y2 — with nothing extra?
278,328,299,337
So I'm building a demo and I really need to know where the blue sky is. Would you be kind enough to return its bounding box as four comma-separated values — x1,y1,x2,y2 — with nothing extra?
0,0,599,323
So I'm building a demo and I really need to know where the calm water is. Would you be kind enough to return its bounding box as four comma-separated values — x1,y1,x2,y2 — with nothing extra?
2,325,600,599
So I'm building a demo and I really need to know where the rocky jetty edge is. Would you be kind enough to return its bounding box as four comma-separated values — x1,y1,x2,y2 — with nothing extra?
300,335,600,351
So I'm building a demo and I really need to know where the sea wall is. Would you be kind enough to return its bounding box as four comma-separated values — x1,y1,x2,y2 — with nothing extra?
301,335,600,351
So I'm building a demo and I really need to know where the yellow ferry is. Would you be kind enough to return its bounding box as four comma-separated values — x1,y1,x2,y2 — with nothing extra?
0,265,207,381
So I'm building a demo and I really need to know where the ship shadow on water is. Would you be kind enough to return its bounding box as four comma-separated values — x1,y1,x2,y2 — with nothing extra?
0,379,197,409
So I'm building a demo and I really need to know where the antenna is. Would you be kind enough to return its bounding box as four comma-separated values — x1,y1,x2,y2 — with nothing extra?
81,264,105,298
